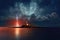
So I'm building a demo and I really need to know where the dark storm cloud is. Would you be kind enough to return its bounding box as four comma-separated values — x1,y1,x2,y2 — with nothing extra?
0,0,60,27
29,0,60,27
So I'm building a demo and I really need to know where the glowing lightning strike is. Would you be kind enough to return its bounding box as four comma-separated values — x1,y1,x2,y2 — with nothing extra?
16,15,19,27
15,15,20,40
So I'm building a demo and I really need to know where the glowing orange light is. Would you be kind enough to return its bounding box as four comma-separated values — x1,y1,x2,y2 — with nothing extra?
15,16,20,37
26,23,29,26
16,21,19,27
16,16,20,27
15,28,20,36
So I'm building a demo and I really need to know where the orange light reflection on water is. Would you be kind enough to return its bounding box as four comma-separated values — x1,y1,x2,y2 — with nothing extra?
8,28,32,38
15,28,20,37
0,27,33,39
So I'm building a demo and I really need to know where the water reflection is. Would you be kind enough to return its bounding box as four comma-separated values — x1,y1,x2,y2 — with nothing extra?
0,28,33,40
0,28,47,40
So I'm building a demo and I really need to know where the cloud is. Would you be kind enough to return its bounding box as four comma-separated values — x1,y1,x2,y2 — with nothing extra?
4,1,38,20
20,2,37,16
49,12,58,18
30,12,58,21
0,1,59,22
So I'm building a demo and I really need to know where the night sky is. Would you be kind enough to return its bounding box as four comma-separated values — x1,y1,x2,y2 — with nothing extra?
0,0,60,27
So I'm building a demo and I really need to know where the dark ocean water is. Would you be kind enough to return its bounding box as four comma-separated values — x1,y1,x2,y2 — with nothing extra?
0,28,47,40
0,27,60,40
